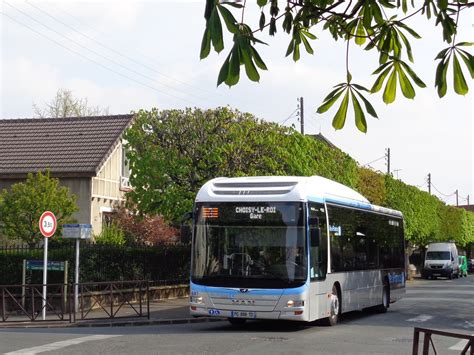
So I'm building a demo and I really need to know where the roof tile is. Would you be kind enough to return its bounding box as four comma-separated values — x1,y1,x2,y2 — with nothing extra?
0,115,134,176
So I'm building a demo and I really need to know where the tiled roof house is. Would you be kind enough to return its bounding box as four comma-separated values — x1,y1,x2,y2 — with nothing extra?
0,115,134,234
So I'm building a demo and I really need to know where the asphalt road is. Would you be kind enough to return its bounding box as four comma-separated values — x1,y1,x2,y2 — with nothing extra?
1,276,473,355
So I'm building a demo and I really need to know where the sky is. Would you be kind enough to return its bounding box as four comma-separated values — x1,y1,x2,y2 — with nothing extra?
1,1,472,206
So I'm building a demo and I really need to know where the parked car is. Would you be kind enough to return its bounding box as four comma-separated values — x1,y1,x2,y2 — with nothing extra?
458,256,468,277
468,259,474,274
422,242,459,279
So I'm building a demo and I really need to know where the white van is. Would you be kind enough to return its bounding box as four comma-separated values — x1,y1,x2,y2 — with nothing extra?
422,242,459,279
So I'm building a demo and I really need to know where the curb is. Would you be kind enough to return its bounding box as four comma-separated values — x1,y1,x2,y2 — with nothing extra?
0,317,223,329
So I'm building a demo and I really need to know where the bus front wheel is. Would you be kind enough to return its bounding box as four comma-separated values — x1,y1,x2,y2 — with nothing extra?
323,285,341,326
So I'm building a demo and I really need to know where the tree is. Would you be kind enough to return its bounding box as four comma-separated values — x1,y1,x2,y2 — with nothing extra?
0,171,78,246
124,107,358,222
110,203,179,245
200,1,473,132
33,88,109,118
124,107,474,246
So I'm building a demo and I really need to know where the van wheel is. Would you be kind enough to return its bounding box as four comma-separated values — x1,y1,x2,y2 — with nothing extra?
228,318,246,326
323,285,341,326
448,272,453,280
376,283,390,313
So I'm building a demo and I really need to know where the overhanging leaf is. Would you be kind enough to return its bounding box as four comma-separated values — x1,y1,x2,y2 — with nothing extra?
240,45,260,82
354,89,378,118
435,57,449,97
317,88,345,114
351,91,367,133
250,47,268,70
383,69,398,103
371,65,393,93
457,49,474,79
453,54,469,95
200,28,211,59
217,53,231,86
397,65,416,99
301,35,314,54
355,20,366,46
400,61,426,88
226,45,241,86
332,90,350,130
209,8,224,53
217,4,238,34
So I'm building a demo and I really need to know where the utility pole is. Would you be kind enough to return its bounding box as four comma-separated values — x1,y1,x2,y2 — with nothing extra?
385,148,391,175
468,195,470,206
427,173,431,195
456,189,459,206
298,97,304,134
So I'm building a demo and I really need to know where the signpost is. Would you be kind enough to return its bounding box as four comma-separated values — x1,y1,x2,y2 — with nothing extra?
62,224,92,312
38,211,57,320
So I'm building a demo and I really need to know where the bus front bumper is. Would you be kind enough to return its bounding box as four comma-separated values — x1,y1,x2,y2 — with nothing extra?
189,305,308,321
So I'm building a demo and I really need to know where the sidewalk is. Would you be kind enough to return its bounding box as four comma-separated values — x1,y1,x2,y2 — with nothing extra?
0,297,221,329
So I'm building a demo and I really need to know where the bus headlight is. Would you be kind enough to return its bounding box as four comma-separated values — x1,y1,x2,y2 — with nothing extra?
191,296,203,304
287,300,305,307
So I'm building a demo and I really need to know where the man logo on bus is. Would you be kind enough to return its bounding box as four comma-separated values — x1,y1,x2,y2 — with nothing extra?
239,288,249,293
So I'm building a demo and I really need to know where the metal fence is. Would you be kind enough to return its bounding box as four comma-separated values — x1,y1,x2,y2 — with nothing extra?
0,243,191,285
0,283,72,322
75,280,149,321
412,327,473,355
0,281,151,323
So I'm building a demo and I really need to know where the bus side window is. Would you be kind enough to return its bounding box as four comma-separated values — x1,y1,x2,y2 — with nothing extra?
309,203,327,280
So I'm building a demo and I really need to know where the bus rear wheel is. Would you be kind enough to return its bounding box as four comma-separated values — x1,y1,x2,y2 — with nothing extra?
375,283,389,313
323,285,341,326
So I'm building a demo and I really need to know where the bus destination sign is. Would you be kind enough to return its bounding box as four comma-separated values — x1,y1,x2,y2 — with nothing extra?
235,206,277,220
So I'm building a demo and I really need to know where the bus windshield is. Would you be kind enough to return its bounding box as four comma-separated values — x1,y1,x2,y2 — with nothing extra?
192,202,307,289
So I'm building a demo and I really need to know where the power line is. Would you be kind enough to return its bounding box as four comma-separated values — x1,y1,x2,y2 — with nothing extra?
25,1,222,100
1,11,200,106
430,183,456,198
4,2,204,105
416,181,428,189
279,109,298,125
362,156,385,167
52,3,168,70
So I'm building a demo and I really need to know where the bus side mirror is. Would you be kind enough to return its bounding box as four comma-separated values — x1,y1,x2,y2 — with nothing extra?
310,228,321,247
181,211,193,222
180,225,191,244
180,211,193,244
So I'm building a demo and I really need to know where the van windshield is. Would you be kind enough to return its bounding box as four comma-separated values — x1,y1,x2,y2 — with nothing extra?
426,251,450,260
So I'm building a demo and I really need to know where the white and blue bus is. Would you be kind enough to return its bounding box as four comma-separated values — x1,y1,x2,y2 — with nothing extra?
190,176,405,325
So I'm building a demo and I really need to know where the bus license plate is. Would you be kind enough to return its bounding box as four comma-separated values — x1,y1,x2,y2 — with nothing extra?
231,311,256,319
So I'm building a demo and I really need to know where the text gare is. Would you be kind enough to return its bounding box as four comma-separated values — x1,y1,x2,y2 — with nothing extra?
235,206,277,220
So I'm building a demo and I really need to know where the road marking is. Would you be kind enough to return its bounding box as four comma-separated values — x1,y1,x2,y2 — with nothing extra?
5,334,121,354
407,315,433,322
449,336,473,351
464,321,474,329
403,297,474,303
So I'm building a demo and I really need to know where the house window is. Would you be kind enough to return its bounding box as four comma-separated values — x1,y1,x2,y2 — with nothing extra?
102,212,115,228
121,145,131,189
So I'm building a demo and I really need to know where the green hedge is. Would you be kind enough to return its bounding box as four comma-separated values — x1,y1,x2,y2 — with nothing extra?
0,244,190,286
